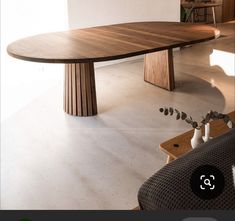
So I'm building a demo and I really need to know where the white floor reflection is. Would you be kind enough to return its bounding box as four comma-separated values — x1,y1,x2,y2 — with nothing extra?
210,49,235,77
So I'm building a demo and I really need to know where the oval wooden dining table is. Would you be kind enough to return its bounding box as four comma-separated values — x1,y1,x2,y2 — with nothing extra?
7,22,220,116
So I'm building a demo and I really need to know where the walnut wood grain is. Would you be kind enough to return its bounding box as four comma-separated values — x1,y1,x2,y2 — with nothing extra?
64,63,97,116
144,49,175,91
160,111,235,163
7,22,219,64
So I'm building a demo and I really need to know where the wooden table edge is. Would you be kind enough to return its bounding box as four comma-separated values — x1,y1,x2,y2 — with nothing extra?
7,35,219,64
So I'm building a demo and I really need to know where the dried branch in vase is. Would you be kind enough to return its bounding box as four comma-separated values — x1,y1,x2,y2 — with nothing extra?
159,108,235,129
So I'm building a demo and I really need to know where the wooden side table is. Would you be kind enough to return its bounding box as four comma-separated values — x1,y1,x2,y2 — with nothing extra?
160,111,235,164
182,2,222,26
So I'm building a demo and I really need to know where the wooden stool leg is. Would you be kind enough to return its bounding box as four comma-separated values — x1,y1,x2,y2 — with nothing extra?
166,155,174,164
144,49,175,91
64,62,97,116
212,6,216,26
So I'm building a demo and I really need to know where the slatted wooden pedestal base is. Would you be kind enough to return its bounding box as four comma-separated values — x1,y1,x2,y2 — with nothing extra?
64,63,97,116
144,49,175,91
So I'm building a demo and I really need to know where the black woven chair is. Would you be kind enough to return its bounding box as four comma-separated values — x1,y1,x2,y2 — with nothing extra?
138,128,235,210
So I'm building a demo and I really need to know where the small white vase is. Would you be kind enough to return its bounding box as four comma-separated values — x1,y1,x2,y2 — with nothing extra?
191,128,204,149
202,123,212,142
227,120,233,129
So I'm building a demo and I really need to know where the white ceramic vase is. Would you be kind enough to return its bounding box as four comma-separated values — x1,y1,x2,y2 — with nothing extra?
191,128,204,149
203,123,211,142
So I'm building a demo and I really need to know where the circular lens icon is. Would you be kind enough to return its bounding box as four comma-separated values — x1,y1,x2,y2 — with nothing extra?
204,179,211,186
190,165,225,200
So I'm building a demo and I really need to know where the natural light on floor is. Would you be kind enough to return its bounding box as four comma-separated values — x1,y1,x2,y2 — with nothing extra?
1,0,68,122
210,49,235,77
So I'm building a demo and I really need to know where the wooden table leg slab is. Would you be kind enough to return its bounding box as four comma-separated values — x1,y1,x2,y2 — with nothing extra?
144,49,175,91
64,62,97,116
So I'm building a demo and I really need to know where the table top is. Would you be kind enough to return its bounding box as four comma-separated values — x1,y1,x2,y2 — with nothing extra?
7,22,219,64
181,2,222,9
160,111,235,160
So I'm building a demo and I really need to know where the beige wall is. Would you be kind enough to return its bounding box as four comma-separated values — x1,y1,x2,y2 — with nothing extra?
67,0,180,29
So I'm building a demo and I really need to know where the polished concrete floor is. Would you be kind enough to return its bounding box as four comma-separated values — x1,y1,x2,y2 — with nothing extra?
1,22,235,209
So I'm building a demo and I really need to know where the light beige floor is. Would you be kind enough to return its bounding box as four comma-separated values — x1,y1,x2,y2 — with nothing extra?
1,22,235,210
